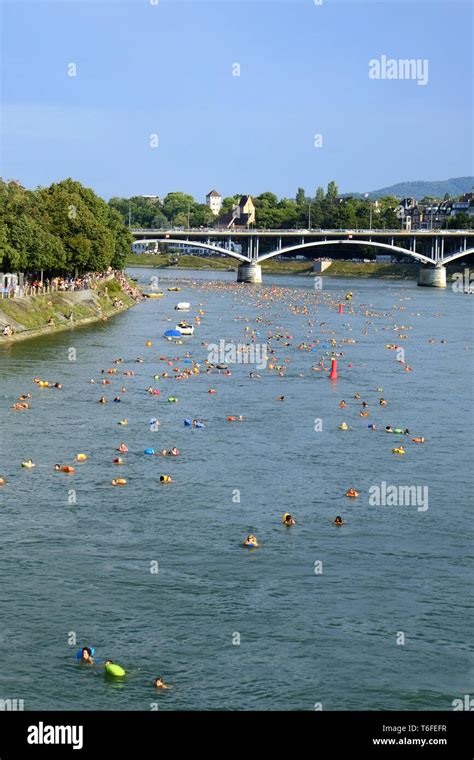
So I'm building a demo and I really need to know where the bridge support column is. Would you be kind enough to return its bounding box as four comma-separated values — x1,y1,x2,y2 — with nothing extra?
237,263,262,284
417,265,446,288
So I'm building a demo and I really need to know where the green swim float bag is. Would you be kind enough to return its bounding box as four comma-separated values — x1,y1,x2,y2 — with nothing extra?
105,663,126,677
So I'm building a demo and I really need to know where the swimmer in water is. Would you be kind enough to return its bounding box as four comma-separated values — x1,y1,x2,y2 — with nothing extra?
276,396,285,401
118,442,128,453
379,398,387,406
153,676,172,689
104,659,124,669
99,397,107,404
403,429,410,436
362,401,368,409
283,513,296,526
80,647,94,664
339,400,347,408
333,516,345,526
244,534,258,548
354,393,361,400
169,447,180,456
345,488,359,498
385,425,393,433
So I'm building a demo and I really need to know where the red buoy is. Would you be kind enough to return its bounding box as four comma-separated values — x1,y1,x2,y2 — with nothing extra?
329,357,338,380
338,303,343,314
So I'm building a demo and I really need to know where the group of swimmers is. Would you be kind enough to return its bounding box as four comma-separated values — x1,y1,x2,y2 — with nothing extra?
338,395,424,445
4,277,437,699
243,511,345,547
78,647,171,689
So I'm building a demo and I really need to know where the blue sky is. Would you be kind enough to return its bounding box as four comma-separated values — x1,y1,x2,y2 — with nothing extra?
1,0,472,201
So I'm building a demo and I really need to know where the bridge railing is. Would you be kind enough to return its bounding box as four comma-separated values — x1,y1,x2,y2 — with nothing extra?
132,227,473,235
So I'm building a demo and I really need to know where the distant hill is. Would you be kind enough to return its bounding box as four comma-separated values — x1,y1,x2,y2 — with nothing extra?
345,177,473,200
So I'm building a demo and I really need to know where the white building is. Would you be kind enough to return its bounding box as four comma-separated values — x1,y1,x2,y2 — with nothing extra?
132,241,158,254
206,189,222,215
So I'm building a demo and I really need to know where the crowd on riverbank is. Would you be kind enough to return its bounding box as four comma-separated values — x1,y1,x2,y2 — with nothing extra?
1,270,141,300
0,271,142,340
113,271,141,302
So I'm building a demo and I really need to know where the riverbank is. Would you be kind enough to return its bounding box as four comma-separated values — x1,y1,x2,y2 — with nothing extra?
126,253,455,280
127,253,235,270
0,277,139,343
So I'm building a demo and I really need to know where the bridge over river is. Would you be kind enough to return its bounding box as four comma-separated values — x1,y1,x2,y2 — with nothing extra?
132,228,474,286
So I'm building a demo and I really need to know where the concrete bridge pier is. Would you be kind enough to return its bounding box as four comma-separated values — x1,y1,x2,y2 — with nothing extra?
417,265,447,288
237,263,262,284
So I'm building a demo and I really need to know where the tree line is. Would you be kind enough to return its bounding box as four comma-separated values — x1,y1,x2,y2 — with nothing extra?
109,182,403,230
0,178,132,274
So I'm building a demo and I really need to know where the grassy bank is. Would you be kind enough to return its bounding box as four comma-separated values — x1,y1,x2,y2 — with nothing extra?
321,261,418,278
0,278,137,343
126,253,235,270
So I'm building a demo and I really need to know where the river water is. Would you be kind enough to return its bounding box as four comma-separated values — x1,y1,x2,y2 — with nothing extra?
0,269,472,711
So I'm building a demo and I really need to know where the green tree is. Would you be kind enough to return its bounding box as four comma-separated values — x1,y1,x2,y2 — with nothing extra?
315,186,325,203
108,206,133,269
254,192,279,228
0,177,133,274
326,181,339,201
296,187,306,205
173,212,189,227
277,199,299,229
162,192,195,223
190,204,215,227
109,196,169,229
445,212,471,230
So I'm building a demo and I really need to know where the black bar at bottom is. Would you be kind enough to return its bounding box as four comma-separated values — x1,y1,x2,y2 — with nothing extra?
0,711,472,758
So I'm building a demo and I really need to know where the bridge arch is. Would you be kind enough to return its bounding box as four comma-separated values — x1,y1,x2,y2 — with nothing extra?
132,238,251,263
256,239,434,265
437,248,474,266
